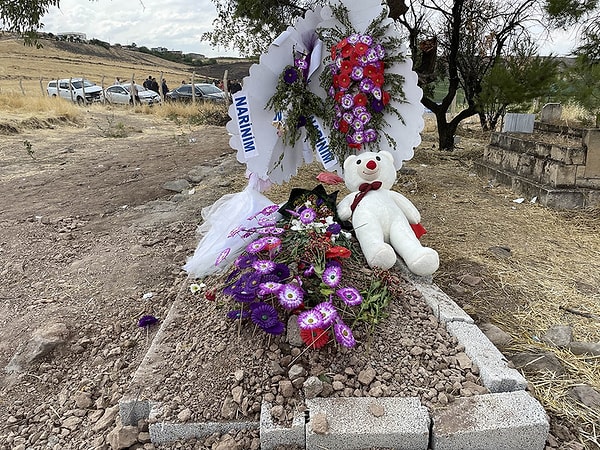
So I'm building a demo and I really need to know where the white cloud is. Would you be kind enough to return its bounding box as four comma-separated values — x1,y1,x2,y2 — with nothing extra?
41,0,241,57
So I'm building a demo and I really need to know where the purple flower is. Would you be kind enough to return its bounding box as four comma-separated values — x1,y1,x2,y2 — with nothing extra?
284,67,299,84
240,271,262,293
359,78,375,93
356,110,372,125
227,309,250,320
234,291,256,303
298,309,324,330
327,223,342,235
273,263,291,281
366,48,379,63
341,94,354,110
246,238,267,254
364,129,378,142
297,115,307,128
374,44,385,59
347,33,360,44
370,98,385,113
264,321,285,335
257,204,280,217
303,264,316,277
322,264,342,287
257,217,277,227
278,283,304,310
300,208,317,224
259,280,283,296
214,247,230,266
315,302,338,326
352,118,364,131
334,322,356,348
342,112,354,123
252,259,276,275
371,87,382,100
360,34,373,46
336,286,363,306
137,315,158,328
352,130,365,144
295,57,308,70
235,253,257,269
251,302,279,330
350,66,364,81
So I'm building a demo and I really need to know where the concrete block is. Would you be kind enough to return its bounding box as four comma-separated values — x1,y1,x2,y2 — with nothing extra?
149,421,258,445
412,281,473,324
260,402,306,450
583,128,600,177
542,161,576,187
446,322,527,393
431,390,549,450
540,188,585,209
306,397,430,450
119,399,151,426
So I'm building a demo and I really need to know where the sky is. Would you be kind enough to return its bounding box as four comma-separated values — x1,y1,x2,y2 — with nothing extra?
41,0,579,58
41,0,242,58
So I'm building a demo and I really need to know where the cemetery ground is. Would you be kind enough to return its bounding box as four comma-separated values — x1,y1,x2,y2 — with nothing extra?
0,104,599,449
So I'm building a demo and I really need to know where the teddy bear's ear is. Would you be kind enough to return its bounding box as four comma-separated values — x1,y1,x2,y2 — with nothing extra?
378,151,394,164
344,155,357,170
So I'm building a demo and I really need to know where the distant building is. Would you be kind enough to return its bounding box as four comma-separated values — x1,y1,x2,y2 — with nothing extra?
151,46,169,53
56,32,87,42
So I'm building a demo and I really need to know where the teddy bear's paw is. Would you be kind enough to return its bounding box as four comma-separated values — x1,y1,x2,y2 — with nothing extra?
366,244,397,270
405,248,440,276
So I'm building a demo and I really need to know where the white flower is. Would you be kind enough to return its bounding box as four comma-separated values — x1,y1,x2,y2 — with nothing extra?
189,283,206,294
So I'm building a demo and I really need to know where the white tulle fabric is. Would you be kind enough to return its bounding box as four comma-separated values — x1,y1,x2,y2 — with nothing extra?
185,0,424,278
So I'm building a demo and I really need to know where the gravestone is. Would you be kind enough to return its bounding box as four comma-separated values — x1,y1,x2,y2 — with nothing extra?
540,103,562,123
502,113,535,133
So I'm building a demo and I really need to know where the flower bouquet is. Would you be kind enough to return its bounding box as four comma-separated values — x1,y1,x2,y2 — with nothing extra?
202,185,393,350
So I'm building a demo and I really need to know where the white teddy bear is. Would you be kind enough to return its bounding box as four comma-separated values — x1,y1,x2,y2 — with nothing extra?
337,151,439,276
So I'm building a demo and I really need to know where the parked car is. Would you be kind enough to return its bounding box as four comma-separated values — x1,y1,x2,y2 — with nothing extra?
165,83,227,103
47,78,103,105
104,83,161,105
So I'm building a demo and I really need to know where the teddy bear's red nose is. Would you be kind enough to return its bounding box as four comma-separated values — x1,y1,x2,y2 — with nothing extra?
366,160,377,170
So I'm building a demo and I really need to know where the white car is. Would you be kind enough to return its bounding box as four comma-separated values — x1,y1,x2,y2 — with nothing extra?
103,83,162,105
47,78,103,105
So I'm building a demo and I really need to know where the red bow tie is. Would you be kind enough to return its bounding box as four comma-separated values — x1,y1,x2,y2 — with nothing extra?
350,181,382,212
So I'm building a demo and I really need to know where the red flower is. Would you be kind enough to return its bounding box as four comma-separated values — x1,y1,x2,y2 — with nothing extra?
336,38,348,50
300,327,330,349
382,90,391,105
354,93,368,107
334,91,343,103
205,290,216,301
339,119,350,133
332,74,340,88
355,42,369,56
341,44,354,58
338,73,351,89
349,143,362,149
326,246,351,259
364,64,379,78
371,73,384,87
340,60,353,73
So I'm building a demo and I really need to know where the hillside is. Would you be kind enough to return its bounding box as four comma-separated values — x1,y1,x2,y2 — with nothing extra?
0,34,253,95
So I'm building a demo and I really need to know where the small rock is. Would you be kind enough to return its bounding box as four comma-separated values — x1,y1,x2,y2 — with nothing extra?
569,385,600,409
220,397,237,419
278,380,294,398
409,346,424,356
311,412,329,434
232,386,243,404
214,434,240,450
488,246,511,258
542,325,573,347
303,376,323,399
510,351,565,375
357,367,376,386
455,352,472,370
368,401,385,417
288,364,307,381
92,405,120,432
177,408,192,422
460,274,482,286
5,322,70,373
568,341,600,356
163,179,191,193
62,416,82,430
233,369,244,382
74,391,93,409
106,425,138,450
270,405,286,422
479,323,513,350
286,315,304,347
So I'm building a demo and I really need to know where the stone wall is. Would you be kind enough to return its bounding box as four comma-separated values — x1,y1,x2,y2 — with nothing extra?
475,122,600,209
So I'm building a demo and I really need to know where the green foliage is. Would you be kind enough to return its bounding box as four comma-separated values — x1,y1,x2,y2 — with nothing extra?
478,38,560,130
352,279,391,332
89,38,110,50
554,55,600,126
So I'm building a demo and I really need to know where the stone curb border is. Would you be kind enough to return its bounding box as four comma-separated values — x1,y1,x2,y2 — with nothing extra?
120,275,549,449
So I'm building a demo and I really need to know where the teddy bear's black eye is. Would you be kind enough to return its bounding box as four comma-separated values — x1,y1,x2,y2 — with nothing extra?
376,156,381,161
356,159,361,165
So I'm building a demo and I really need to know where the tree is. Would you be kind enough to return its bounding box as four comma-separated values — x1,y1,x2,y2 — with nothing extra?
546,0,600,59
478,37,559,131
0,0,59,44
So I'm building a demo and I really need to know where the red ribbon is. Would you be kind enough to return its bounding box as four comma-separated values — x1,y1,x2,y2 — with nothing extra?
350,181,382,212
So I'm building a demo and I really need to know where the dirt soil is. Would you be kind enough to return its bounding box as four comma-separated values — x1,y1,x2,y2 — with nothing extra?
0,109,597,449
